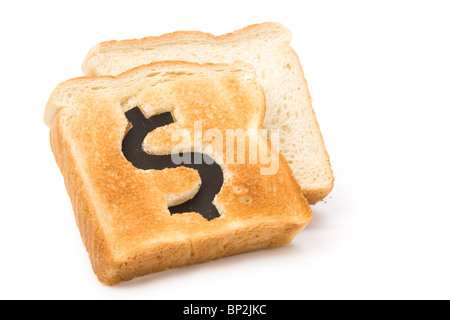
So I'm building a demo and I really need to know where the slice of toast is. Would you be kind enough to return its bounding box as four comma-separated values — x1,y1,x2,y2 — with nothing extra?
44,61,312,285
81,22,334,204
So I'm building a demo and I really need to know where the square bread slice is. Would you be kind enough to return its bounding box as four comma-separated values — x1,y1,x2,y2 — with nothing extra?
81,22,334,204
44,61,312,285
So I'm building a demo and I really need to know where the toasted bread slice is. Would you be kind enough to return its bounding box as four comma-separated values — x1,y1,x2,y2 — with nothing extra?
44,61,312,285
81,22,334,204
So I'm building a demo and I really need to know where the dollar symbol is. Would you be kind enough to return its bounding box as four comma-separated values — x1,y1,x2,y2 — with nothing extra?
122,107,223,221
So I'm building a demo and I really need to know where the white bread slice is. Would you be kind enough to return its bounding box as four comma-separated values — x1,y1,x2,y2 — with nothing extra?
81,22,334,204
45,61,312,285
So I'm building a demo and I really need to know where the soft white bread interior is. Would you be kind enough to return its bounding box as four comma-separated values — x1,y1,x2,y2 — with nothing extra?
45,61,312,285
81,22,334,204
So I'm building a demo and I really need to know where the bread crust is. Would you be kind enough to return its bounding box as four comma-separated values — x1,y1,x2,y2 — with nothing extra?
282,45,334,204
47,61,312,285
50,113,116,282
82,23,291,75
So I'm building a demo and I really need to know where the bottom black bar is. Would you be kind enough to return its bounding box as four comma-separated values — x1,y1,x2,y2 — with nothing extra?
145,300,300,318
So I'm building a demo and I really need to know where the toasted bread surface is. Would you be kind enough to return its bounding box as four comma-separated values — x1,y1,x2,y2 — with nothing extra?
46,62,312,285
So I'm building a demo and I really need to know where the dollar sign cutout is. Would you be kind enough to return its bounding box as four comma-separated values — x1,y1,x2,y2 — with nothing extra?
122,107,224,221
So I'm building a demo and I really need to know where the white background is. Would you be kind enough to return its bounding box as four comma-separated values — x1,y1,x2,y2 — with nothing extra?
1,0,449,300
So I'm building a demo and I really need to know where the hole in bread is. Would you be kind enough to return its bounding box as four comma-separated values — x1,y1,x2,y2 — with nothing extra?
90,86,104,91
232,185,248,195
146,72,161,78
240,195,252,204
286,63,291,71
120,96,133,107
268,182,276,192
166,71,194,76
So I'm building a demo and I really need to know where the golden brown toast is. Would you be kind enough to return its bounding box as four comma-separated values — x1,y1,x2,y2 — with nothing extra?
44,61,312,285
